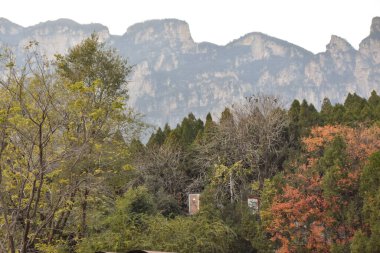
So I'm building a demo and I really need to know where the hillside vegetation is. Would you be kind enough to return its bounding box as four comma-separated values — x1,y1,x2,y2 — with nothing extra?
0,36,379,253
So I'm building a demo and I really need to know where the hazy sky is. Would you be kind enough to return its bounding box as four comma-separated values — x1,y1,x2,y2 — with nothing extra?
1,0,379,53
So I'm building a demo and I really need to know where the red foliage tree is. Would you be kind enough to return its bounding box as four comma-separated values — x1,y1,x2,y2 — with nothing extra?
268,125,380,252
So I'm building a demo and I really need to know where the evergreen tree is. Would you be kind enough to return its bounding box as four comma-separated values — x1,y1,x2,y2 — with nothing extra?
343,93,368,123
298,99,320,135
147,127,166,147
354,152,380,251
288,99,301,147
320,97,334,124
178,113,204,147
163,123,171,139
205,112,214,129
199,112,216,143
220,107,233,124
368,90,380,121
331,103,345,124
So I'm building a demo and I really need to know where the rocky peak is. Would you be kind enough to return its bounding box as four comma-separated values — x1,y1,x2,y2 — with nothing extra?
326,35,355,54
359,17,380,64
27,19,109,37
229,32,268,46
0,18,22,36
35,18,80,28
12,19,110,58
370,16,380,36
0,17,16,26
124,19,195,50
229,32,312,60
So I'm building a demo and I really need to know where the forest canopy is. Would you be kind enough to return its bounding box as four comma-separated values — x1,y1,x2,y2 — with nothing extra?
0,36,379,253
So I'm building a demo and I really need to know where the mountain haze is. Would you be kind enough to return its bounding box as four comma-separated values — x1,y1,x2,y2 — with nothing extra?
0,17,379,127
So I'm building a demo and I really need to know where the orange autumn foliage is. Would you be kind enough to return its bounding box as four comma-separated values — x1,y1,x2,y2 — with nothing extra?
269,174,332,252
303,125,380,161
268,125,380,252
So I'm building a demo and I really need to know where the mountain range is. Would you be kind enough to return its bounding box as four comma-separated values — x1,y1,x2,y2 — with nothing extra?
0,17,379,127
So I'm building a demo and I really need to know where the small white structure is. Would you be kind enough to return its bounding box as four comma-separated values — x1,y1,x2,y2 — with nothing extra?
248,197,259,214
188,193,200,215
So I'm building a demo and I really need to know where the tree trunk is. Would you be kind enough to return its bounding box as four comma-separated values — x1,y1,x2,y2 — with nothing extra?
0,194,16,253
229,174,234,204
79,188,89,238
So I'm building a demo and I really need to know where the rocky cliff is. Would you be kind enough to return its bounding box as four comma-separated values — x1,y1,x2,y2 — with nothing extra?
0,17,379,127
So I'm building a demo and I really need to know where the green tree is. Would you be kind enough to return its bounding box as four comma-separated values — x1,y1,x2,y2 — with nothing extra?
56,34,132,100
299,99,320,135
53,34,141,241
331,103,345,124
0,42,79,253
78,186,239,253
343,93,368,123
204,113,216,133
9,35,144,251
211,162,251,204
368,90,380,121
146,127,165,147
288,99,301,146
353,152,380,251
320,97,334,124
178,113,204,147
193,112,216,147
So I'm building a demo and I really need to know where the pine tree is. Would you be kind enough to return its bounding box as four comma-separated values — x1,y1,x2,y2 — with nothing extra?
320,97,334,124
357,152,380,251
147,127,166,147
368,90,380,121
343,93,368,123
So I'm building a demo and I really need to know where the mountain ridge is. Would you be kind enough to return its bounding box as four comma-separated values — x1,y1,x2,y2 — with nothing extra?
0,17,379,127
0,17,358,51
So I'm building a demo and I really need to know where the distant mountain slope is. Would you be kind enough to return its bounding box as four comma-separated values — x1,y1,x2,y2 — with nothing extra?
0,17,379,127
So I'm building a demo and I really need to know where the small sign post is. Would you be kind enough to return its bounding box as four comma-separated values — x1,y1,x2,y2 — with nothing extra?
188,193,200,215
247,196,259,214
